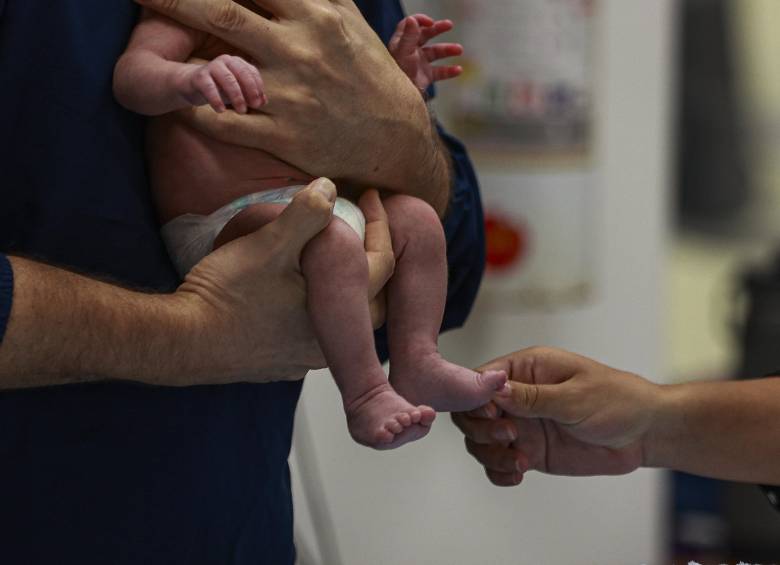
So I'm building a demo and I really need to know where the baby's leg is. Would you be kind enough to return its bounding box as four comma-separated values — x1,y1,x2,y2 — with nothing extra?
215,202,435,449
383,195,507,412
300,217,435,449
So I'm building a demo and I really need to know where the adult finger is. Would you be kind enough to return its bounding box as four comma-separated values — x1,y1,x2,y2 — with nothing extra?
493,380,577,423
368,289,387,330
465,439,530,475
359,190,394,299
451,412,519,445
182,105,276,150
479,347,589,386
136,0,281,56
246,178,336,269
464,401,500,420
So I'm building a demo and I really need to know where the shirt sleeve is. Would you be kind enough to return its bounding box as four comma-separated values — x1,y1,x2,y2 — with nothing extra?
0,254,13,345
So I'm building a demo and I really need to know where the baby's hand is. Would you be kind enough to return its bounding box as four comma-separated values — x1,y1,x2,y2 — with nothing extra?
388,14,464,94
176,54,267,114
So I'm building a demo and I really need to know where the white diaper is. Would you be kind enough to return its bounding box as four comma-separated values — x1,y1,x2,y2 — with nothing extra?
161,185,366,277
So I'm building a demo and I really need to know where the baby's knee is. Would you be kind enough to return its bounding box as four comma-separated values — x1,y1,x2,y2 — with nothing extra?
303,217,366,270
384,195,444,242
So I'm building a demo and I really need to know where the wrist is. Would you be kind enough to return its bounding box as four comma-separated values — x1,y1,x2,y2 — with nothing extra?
168,63,199,108
641,383,684,470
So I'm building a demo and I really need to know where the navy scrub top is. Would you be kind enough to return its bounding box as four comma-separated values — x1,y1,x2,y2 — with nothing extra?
0,1,485,563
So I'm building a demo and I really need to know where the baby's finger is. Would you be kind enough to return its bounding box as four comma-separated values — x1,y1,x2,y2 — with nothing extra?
387,17,408,54
419,19,454,45
210,56,247,114
409,13,435,28
225,56,265,109
432,65,463,82
396,16,421,56
193,69,226,113
423,43,464,62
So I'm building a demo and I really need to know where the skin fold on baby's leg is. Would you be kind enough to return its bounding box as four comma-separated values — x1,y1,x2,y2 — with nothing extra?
382,195,507,412
214,199,436,450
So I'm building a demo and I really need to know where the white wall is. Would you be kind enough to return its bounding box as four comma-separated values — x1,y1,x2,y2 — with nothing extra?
292,1,675,563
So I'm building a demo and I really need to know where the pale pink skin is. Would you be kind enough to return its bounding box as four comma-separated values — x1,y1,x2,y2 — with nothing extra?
115,8,505,449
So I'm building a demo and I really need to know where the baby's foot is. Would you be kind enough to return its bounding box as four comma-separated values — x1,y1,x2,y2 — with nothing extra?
345,383,436,450
391,352,507,412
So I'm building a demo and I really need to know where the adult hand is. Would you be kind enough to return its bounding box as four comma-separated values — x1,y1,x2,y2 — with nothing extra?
0,178,395,389
176,177,337,384
136,0,451,214
360,189,394,328
452,347,660,486
179,180,395,384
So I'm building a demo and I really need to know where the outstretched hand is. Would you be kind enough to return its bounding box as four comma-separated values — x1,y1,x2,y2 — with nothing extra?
452,347,659,486
388,14,464,93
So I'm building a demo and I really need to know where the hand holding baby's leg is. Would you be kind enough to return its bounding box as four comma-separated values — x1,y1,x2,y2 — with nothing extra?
175,54,266,114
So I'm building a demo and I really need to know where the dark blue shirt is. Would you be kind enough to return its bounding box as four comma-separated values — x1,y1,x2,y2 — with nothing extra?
0,1,484,563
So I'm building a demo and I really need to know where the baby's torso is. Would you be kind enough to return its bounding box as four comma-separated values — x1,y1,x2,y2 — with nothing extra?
147,4,312,224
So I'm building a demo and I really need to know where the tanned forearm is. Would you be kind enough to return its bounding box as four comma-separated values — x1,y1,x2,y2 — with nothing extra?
645,378,780,485
0,257,203,389
382,103,452,218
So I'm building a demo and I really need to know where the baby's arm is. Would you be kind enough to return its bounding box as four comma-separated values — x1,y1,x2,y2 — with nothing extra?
114,10,266,116
388,14,464,94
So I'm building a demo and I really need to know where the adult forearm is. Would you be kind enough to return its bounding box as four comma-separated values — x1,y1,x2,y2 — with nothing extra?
645,378,780,485
393,111,452,217
0,257,205,389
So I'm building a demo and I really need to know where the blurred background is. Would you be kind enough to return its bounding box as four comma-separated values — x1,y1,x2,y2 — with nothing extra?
291,1,780,562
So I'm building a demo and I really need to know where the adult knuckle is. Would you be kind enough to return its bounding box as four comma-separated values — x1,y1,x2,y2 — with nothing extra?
207,1,246,33
520,384,540,410
145,0,180,11
313,4,342,26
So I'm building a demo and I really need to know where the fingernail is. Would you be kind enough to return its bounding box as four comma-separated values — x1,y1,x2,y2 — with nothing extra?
312,178,336,201
496,383,512,397
515,456,528,473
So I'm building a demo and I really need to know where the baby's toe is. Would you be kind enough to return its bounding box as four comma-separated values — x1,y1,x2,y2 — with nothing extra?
396,412,412,428
419,406,436,426
385,419,403,435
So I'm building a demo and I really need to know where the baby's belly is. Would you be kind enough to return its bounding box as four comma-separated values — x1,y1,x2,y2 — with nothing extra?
147,114,313,224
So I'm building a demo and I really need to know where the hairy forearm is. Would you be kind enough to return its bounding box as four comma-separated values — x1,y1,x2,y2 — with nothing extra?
645,378,780,485
114,51,194,116
383,104,452,217
0,257,204,389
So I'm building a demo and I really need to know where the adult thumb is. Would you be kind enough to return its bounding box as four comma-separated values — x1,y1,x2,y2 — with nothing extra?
493,381,571,422
248,178,336,263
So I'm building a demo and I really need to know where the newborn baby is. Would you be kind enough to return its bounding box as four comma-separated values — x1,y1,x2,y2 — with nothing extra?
114,3,506,449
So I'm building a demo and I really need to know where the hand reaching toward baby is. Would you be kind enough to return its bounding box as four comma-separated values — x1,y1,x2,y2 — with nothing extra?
388,14,464,94
175,54,267,114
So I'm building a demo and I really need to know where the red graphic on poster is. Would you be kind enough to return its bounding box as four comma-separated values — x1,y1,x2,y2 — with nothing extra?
485,213,528,271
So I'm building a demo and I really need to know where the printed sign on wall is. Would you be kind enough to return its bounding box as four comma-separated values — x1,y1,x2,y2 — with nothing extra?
438,0,597,310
